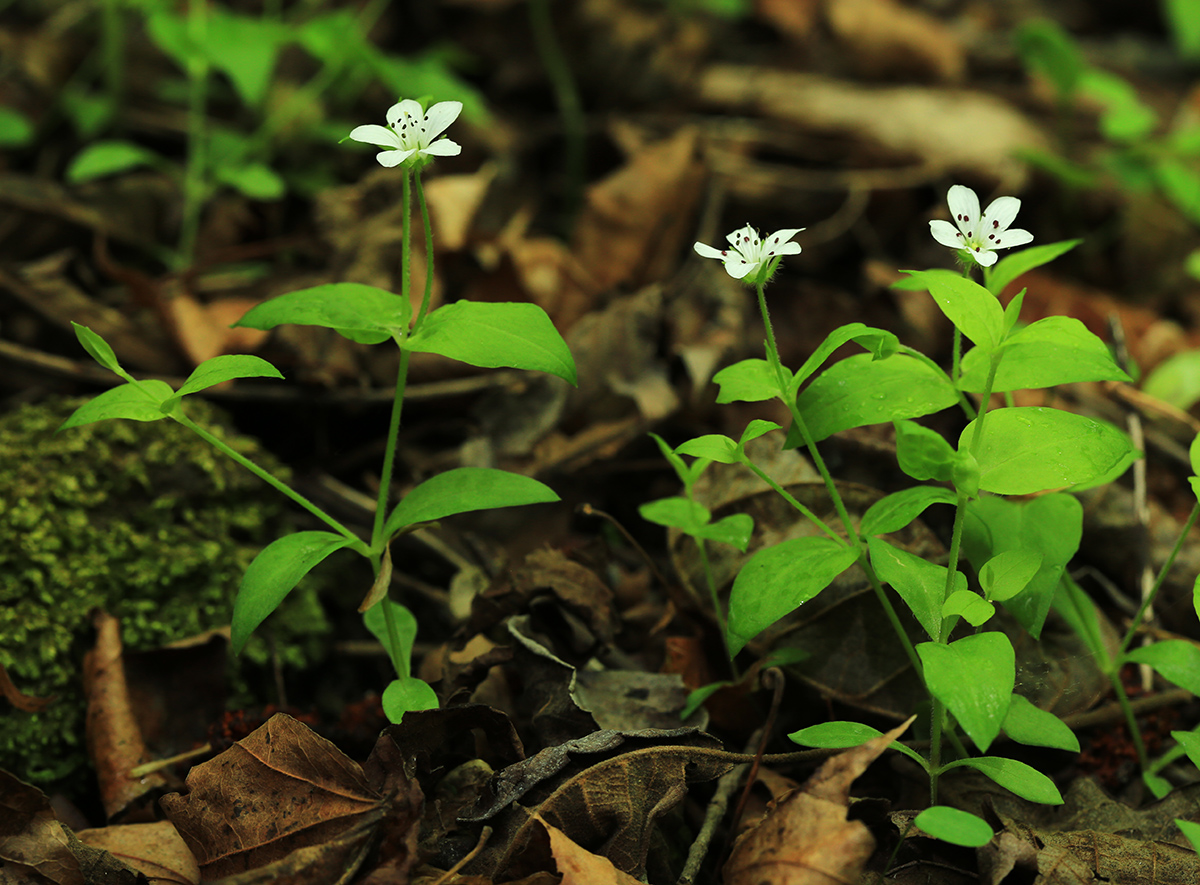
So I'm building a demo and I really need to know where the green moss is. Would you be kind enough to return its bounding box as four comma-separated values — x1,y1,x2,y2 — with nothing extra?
0,397,322,791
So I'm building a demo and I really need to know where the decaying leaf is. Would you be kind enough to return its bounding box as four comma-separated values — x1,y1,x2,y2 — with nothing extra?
724,717,915,885
0,662,54,713
76,821,200,885
159,713,390,880
539,817,642,885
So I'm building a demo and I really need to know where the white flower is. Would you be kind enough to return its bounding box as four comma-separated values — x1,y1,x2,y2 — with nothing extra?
348,99,462,167
694,224,804,280
929,185,1033,267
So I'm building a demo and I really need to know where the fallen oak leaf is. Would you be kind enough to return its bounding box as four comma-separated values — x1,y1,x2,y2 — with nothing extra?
159,713,388,880
724,716,916,885
537,816,641,885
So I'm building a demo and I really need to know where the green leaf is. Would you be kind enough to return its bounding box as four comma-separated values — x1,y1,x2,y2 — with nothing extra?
695,513,754,551
682,682,729,719
869,538,965,642
942,590,995,627
405,301,576,385
963,407,1136,495
727,537,858,655
58,380,173,430
66,141,162,183
72,322,122,373
964,495,1082,639
648,432,707,491
1191,433,1200,476
980,550,1044,602
639,497,711,534
381,677,439,723
789,322,899,395
1052,576,1113,669
1015,19,1086,100
384,467,559,537
985,240,1081,298
0,107,34,147
914,807,994,848
234,283,408,344
146,10,195,73
675,434,739,464
1194,574,1200,627
919,632,1014,752
204,9,285,107
901,270,1003,350
1144,350,1200,411
959,317,1131,392
1080,68,1157,142
712,358,782,403
1144,771,1173,799
793,353,958,444
362,598,418,678
1156,158,1200,226
739,419,782,446
1163,0,1200,58
942,756,1063,805
169,354,283,403
1003,694,1080,751
1003,288,1025,335
1126,640,1200,694
860,486,957,537
231,532,354,654
1176,819,1200,854
895,420,956,482
215,161,286,201
788,721,928,769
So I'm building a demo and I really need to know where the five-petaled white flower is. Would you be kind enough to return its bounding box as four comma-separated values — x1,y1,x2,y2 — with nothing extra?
348,99,463,167
929,185,1033,267
693,225,804,280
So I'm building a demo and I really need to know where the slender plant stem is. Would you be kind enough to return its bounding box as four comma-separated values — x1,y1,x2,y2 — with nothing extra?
172,413,367,553
373,346,412,551
381,592,407,679
101,0,124,115
178,0,209,269
698,539,739,677
929,697,944,803
1118,500,1200,658
528,0,585,232
414,170,436,328
1111,674,1148,769
738,459,842,544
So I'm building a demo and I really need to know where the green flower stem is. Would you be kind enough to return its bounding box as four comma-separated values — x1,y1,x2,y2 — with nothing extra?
413,170,435,329
1111,676,1148,769
172,412,368,555
380,594,408,679
373,349,411,551
178,0,209,269
400,168,412,318
528,0,585,231
1118,499,1200,659
102,0,124,113
738,459,842,544
698,539,739,677
929,697,944,803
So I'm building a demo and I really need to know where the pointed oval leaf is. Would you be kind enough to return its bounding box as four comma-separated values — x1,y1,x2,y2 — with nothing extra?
675,434,739,464
59,380,174,430
985,239,1081,297
860,486,957,536
914,807,994,848
869,537,965,642
362,598,418,678
712,358,783,403
1002,694,1079,752
384,467,559,537
66,140,161,183
381,676,439,724
639,497,710,534
233,283,408,342
902,270,1003,349
404,301,576,385
959,317,1131,392
788,721,929,769
918,632,1015,753
174,354,284,399
895,419,956,482
1177,819,1200,854
231,531,354,654
980,550,1044,602
72,322,122,372
727,537,858,656
794,353,958,444
739,419,782,446
943,756,1063,805
942,590,995,627
1126,640,1200,695
1144,350,1200,411
789,322,899,394
962,407,1136,495
695,513,754,551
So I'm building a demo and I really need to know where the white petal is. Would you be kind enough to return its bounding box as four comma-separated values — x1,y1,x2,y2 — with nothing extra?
770,242,802,257
765,227,805,245
349,124,401,148
422,101,463,140
988,228,1033,249
947,185,981,234
980,196,1021,234
420,138,461,157
929,219,965,249
727,224,756,249
724,257,757,279
970,248,998,267
388,99,424,128
377,148,413,167
694,242,726,259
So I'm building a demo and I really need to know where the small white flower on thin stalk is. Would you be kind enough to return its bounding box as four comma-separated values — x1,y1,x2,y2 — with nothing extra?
348,99,463,167
929,185,1033,268
694,224,804,280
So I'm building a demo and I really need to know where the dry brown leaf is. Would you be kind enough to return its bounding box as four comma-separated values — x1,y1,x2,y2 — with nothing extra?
0,661,54,712
160,713,387,880
538,817,642,885
756,0,823,39
572,127,705,293
724,717,914,884
83,610,170,822
824,0,965,82
697,65,1047,187
424,164,498,252
76,821,200,885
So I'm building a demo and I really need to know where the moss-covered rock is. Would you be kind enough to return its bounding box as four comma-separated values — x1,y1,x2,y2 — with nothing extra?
0,397,307,790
